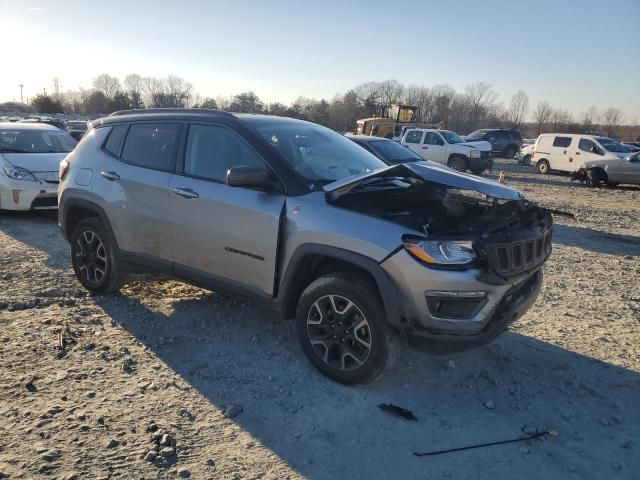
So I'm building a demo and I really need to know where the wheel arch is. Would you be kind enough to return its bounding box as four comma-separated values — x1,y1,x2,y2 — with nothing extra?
276,244,402,327
59,191,118,250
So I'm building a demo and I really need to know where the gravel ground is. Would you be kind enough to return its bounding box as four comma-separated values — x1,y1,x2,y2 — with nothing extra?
0,158,638,479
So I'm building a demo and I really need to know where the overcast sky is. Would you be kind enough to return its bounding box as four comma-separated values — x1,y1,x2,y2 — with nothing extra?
2,0,639,122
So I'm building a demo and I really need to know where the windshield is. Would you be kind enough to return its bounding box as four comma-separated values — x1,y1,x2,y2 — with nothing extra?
595,137,628,153
0,129,77,153
252,122,387,187
369,139,422,164
440,131,465,144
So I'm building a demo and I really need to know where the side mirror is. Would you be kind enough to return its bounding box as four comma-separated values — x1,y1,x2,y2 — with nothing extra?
226,165,270,188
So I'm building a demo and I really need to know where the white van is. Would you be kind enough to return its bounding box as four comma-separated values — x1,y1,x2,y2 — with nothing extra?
532,134,629,174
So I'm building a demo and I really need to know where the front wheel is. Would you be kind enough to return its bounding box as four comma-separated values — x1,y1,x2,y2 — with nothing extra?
295,273,396,385
536,159,550,174
70,217,127,294
505,146,517,158
447,156,468,172
523,154,531,166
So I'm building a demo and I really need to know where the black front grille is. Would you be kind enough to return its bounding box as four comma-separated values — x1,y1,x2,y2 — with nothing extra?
486,229,552,276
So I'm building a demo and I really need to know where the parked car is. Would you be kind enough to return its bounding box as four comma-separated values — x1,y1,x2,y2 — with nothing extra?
348,135,433,165
58,109,552,384
465,129,523,158
19,116,67,131
515,143,535,165
577,151,640,187
66,120,89,141
0,122,77,211
622,143,640,153
532,134,629,174
400,128,493,173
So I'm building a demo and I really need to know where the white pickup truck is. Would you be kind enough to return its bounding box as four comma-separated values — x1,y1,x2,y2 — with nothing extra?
401,128,493,174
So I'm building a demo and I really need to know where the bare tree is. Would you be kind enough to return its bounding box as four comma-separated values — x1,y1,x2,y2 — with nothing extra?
465,82,498,126
534,101,553,134
508,91,529,128
581,105,599,133
602,107,623,138
377,79,404,106
93,73,121,99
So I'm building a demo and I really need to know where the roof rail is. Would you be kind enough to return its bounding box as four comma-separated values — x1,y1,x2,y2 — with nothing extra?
108,108,234,117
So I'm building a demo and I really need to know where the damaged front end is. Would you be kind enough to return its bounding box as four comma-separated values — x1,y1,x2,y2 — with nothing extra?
324,162,552,353
324,162,552,276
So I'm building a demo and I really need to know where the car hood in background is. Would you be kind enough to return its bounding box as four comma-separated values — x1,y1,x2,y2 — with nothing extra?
1,152,68,171
456,140,492,151
324,161,524,202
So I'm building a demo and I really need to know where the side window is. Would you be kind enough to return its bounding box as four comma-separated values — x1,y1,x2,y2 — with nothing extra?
103,125,128,157
578,139,595,152
424,132,444,145
484,132,495,140
552,136,572,148
405,131,423,144
121,123,180,170
184,125,265,182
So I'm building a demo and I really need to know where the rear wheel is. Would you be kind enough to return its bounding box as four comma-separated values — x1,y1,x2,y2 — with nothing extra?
536,159,550,174
295,273,396,385
586,168,606,188
70,217,127,293
505,146,517,158
447,156,467,172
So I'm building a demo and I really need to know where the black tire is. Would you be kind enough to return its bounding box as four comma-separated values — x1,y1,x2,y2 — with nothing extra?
586,169,605,188
536,159,550,175
447,156,467,172
70,217,127,294
505,146,517,158
523,154,531,166
469,166,486,175
295,272,397,385
606,182,620,187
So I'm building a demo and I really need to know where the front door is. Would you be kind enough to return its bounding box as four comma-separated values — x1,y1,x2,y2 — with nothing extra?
403,130,425,158
168,123,285,298
611,153,640,183
422,132,447,164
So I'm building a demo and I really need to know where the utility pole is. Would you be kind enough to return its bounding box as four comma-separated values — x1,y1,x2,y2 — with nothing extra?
18,84,24,104
43,87,46,96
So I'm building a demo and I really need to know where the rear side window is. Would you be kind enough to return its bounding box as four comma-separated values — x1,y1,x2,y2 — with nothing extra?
184,125,265,182
405,131,422,143
103,125,128,157
121,123,180,170
552,136,572,148
508,131,522,140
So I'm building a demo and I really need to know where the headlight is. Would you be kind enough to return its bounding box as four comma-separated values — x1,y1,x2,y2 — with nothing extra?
469,150,481,158
403,239,476,266
3,166,37,182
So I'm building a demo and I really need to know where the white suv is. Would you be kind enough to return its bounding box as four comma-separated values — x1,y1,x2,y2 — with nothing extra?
401,129,493,174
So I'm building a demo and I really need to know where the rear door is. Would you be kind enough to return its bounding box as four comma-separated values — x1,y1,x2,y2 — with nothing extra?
168,123,285,298
402,130,425,158
95,122,181,263
422,132,447,164
549,135,573,171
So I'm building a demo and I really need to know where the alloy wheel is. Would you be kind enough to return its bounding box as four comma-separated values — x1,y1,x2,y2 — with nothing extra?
306,294,372,372
75,230,108,284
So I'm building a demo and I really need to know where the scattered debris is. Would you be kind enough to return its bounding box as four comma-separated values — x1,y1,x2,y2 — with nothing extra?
484,401,496,410
414,430,549,457
378,404,418,421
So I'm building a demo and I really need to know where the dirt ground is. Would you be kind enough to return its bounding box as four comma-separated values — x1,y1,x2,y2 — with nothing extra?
0,158,639,480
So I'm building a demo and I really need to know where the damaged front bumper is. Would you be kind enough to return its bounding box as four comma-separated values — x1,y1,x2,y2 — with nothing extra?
381,248,544,355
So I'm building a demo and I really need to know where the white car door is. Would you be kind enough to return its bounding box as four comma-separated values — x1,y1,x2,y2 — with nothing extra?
549,135,573,171
403,130,425,158
422,132,447,164
576,137,602,166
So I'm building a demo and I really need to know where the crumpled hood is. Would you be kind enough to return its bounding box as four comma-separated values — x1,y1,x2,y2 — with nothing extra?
1,152,68,172
324,161,524,202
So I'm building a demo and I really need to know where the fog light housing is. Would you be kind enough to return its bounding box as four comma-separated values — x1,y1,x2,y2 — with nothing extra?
425,290,488,319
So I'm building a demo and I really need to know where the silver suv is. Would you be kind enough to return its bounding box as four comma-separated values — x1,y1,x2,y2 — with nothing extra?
58,109,552,384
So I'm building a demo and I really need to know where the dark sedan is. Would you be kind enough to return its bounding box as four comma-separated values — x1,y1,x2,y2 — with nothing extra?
348,135,427,165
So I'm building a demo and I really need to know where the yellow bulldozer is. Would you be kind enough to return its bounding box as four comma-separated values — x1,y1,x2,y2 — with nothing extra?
355,104,438,139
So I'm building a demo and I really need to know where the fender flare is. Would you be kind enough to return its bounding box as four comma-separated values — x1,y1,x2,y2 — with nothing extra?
276,243,402,326
58,189,118,249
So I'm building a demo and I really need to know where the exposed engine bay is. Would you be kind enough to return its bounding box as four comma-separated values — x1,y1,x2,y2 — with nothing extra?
327,175,551,237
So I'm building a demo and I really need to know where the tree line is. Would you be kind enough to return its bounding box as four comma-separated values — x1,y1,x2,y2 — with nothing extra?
30,74,635,140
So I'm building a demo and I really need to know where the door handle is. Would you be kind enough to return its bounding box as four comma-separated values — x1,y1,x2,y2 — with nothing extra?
100,171,120,181
576,152,580,155
172,187,199,199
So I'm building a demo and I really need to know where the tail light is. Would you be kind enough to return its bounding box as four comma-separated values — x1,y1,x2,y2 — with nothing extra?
59,159,70,180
